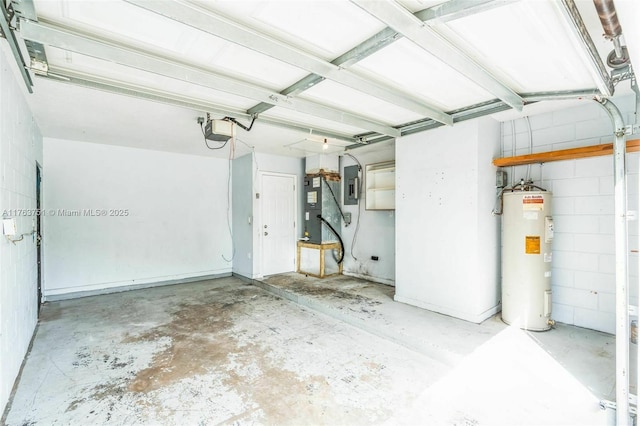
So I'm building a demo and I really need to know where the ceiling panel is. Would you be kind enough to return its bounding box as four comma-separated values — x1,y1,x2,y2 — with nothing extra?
352,38,495,111
37,0,310,91
437,1,599,93
299,79,423,125
189,0,387,61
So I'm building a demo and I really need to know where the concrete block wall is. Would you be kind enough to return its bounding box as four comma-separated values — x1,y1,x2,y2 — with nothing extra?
501,94,638,334
0,45,43,413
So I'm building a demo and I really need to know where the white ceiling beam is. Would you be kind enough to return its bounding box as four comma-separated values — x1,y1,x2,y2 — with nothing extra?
19,20,401,138
124,0,452,126
38,67,356,142
350,0,524,111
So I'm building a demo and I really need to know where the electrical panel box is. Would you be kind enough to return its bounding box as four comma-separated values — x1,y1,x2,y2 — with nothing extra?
343,165,359,205
496,170,508,188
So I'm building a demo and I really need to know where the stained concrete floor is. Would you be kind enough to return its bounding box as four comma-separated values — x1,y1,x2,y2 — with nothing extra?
4,274,616,425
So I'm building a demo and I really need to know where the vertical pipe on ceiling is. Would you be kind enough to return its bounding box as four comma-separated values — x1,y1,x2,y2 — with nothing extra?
597,98,630,425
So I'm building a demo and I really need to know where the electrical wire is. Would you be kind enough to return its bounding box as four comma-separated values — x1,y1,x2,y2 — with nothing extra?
342,153,362,261
321,176,347,223
525,116,533,182
317,214,344,264
510,119,516,185
222,125,236,262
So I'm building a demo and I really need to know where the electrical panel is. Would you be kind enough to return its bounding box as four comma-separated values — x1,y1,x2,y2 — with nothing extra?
343,165,359,205
496,170,508,188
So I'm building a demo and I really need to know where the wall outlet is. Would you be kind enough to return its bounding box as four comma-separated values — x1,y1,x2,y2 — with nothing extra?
344,212,352,225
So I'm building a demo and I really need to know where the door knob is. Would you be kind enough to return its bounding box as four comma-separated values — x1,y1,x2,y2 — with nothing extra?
264,231,268,236
264,224,268,228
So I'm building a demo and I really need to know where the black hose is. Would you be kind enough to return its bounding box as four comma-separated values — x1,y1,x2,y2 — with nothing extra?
317,215,344,264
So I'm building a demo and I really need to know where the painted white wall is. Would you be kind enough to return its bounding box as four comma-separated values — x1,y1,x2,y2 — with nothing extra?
340,142,396,285
232,153,254,278
252,152,304,278
42,138,232,297
0,44,43,413
502,94,639,334
395,117,501,323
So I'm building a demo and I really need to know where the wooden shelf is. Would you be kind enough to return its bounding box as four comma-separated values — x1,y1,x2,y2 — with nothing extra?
366,161,396,210
493,139,640,167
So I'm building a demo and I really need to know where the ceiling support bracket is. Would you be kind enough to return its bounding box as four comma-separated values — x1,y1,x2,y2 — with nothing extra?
0,0,33,92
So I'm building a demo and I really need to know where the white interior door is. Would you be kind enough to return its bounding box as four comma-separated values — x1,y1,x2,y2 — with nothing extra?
261,173,296,276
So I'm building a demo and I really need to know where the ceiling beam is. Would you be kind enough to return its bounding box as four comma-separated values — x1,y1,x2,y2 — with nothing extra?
0,0,33,92
19,20,400,137
350,88,602,147
350,0,524,111
248,27,400,116
37,67,356,142
247,0,508,117
124,0,452,126
414,0,519,23
250,0,513,117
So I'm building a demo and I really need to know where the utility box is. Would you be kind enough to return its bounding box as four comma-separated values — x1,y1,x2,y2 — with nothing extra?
303,173,341,244
343,165,359,205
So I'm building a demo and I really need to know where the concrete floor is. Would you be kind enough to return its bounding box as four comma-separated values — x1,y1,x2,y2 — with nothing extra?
4,274,615,425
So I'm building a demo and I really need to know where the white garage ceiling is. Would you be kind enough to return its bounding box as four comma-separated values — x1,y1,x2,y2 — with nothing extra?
4,0,638,157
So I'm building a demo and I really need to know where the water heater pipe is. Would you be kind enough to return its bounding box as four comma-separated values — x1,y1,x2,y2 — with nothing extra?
597,97,630,425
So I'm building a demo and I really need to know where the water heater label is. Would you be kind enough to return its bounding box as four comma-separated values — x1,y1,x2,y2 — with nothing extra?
307,191,317,203
312,177,321,188
523,211,538,220
525,236,541,254
522,195,544,211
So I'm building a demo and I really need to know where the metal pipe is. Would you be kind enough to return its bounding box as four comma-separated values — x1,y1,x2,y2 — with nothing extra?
597,98,630,426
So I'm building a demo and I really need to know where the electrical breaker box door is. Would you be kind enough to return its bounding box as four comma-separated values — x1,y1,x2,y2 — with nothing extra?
344,165,359,205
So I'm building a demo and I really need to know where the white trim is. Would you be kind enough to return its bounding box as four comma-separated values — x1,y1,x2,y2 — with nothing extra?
394,294,501,324
342,270,394,286
43,269,232,300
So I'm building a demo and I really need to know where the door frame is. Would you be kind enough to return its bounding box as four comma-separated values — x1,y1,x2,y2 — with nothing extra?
257,171,297,278
35,162,42,315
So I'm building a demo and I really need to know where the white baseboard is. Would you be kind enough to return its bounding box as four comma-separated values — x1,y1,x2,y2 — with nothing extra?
342,270,395,286
43,270,233,301
394,294,501,324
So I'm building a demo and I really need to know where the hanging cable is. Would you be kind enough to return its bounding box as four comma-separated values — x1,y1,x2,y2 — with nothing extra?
321,176,348,224
200,122,230,150
510,119,516,185
317,214,344,264
342,153,362,261
525,116,533,182
222,125,236,262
